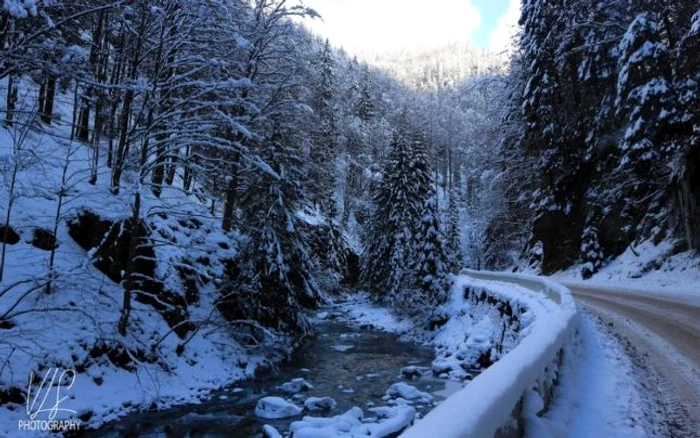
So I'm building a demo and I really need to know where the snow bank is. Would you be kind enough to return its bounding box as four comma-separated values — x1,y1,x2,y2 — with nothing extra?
401,270,577,438
336,293,414,333
552,238,700,303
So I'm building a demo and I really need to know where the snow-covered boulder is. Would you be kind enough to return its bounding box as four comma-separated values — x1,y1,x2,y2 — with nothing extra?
262,424,283,438
280,378,314,394
385,383,433,402
431,357,468,380
304,396,337,411
289,405,415,438
400,366,428,380
290,407,364,437
255,397,303,419
366,405,416,437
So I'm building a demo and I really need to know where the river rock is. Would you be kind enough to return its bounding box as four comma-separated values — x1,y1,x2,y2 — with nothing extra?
304,396,337,411
366,405,416,437
385,382,433,402
254,397,302,420
262,424,283,438
280,377,313,394
400,366,428,380
289,405,415,438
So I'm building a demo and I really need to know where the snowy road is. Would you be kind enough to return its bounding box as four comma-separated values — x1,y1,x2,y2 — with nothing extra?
568,284,700,437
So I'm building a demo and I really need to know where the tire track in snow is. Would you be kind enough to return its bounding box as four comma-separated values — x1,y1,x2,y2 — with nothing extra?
571,286,700,438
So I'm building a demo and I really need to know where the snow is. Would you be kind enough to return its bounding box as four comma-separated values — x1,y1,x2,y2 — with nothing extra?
289,405,415,438
401,271,577,438
280,378,314,394
304,396,337,411
385,383,433,403
263,424,284,438
2,0,39,18
552,238,700,304
0,82,279,436
331,344,354,352
255,396,303,420
557,313,649,438
335,293,413,333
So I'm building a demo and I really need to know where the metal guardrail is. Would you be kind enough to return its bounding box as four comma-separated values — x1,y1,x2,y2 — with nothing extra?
400,270,578,438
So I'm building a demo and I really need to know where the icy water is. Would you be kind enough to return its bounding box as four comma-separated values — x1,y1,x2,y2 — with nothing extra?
89,315,453,437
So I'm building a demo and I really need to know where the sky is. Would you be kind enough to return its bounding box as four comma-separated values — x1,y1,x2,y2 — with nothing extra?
301,0,521,56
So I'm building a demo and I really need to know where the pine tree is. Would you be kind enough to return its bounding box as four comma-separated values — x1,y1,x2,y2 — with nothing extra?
310,39,339,215
363,128,449,310
616,13,675,171
407,131,433,213
231,125,320,334
363,132,414,298
412,196,450,309
580,221,605,279
354,68,376,123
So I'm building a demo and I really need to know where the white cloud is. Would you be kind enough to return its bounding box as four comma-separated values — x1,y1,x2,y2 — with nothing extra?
301,0,482,56
488,0,521,54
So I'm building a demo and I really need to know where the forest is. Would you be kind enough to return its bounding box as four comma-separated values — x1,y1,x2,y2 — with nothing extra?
0,0,698,435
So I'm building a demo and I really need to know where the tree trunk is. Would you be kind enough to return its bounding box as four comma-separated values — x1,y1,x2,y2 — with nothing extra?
165,158,176,186
150,128,165,198
221,152,239,231
118,191,141,336
112,88,133,194
38,80,46,121
182,145,193,191
0,162,19,282
42,75,57,125
4,75,17,127
70,82,80,140
77,94,91,142
677,147,700,251
89,92,103,185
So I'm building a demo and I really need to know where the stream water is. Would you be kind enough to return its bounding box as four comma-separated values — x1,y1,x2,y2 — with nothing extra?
89,314,457,437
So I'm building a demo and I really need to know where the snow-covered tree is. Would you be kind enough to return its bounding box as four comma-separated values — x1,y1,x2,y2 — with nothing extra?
231,125,320,334
363,132,414,297
309,39,339,215
580,223,605,279
412,196,450,309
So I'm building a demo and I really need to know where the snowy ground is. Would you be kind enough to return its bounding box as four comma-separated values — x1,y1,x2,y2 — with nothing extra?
0,79,283,436
543,240,700,438
551,239,700,302
330,292,415,334
542,311,654,438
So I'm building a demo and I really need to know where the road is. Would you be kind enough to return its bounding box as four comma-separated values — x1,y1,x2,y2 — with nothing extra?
568,284,700,437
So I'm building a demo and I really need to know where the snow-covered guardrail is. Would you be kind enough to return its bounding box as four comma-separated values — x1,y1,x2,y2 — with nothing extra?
401,270,578,438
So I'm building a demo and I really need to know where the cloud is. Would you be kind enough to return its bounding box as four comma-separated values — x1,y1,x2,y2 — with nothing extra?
301,0,482,55
488,0,521,54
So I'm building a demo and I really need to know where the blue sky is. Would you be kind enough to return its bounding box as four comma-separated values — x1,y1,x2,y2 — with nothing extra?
472,0,512,48
302,0,520,55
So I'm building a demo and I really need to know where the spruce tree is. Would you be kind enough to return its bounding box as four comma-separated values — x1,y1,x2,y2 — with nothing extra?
231,125,320,334
363,131,414,298
363,129,450,311
580,222,605,280
412,196,450,309
310,39,339,215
